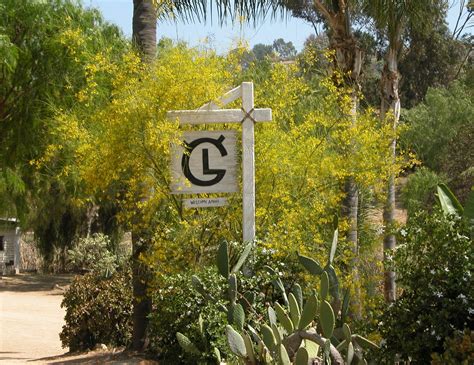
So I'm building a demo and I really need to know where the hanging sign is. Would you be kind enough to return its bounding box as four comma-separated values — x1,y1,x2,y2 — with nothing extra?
170,131,237,194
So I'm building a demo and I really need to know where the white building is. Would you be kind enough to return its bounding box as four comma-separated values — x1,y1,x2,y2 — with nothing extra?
0,218,21,275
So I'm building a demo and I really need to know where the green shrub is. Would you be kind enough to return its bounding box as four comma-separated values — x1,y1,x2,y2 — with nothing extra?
148,267,228,364
400,167,446,216
148,243,287,364
67,233,125,277
431,329,474,365
60,268,133,351
440,122,474,204
401,82,473,171
378,210,473,363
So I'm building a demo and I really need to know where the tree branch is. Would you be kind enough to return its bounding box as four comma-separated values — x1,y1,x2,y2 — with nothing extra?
313,0,336,29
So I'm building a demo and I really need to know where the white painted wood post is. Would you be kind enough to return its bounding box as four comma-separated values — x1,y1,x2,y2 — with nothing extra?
168,82,271,244
241,82,255,242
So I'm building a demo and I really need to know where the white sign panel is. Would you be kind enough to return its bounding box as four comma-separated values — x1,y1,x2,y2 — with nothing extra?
183,198,228,208
171,131,237,194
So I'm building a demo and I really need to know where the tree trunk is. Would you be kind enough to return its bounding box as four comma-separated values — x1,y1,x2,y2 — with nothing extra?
330,22,364,319
131,230,152,350
314,0,364,318
131,0,156,350
133,0,156,60
380,46,401,303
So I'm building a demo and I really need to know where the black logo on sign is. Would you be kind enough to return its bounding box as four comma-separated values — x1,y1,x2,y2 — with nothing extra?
181,134,228,186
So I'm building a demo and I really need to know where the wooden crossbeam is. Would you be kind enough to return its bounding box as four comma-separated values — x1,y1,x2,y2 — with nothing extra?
167,108,272,125
198,85,242,111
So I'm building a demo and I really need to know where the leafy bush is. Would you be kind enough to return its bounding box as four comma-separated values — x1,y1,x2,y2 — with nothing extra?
431,329,474,365
148,267,228,364
440,122,474,203
148,242,294,364
401,82,473,171
400,167,446,216
67,233,121,277
378,210,474,363
60,268,133,351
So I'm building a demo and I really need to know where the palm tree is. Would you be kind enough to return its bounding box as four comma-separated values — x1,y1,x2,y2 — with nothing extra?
133,0,157,60
365,0,446,302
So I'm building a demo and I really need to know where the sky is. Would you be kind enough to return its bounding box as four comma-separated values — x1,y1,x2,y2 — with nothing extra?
86,0,471,53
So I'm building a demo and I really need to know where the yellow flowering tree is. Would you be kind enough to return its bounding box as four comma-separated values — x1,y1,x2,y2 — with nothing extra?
46,41,401,325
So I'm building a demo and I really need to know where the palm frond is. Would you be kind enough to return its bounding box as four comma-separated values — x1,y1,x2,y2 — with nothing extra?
157,0,287,25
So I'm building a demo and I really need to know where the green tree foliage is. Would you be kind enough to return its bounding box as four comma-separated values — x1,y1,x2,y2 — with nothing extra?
401,81,474,171
252,43,275,61
399,23,469,108
0,0,128,267
378,210,474,363
400,167,446,217
440,121,474,203
272,38,297,60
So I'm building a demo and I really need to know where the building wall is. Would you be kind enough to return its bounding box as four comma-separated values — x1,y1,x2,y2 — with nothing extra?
0,226,21,274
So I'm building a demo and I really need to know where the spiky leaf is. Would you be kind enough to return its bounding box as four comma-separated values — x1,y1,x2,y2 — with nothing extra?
232,242,253,273
176,332,200,355
347,341,354,365
226,325,247,358
264,265,277,275
295,347,309,365
343,323,352,343
336,339,347,351
328,216,338,265
213,347,221,362
320,271,329,300
352,335,379,350
217,241,229,278
268,306,277,326
341,288,350,325
247,324,262,344
298,253,324,275
274,302,294,334
288,293,301,328
277,344,291,365
261,324,276,351
298,294,318,329
320,300,335,339
325,265,339,300
243,332,256,363
272,277,288,306
437,183,463,216
272,323,282,345
233,303,245,330
305,339,320,359
229,274,238,303
292,283,304,310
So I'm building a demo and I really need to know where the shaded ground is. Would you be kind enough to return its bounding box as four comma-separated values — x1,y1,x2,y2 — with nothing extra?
0,274,157,364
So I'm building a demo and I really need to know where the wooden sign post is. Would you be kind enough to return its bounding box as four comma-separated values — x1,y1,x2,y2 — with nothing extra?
167,82,272,242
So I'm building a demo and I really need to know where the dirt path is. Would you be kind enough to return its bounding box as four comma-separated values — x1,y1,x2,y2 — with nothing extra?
0,274,71,363
0,274,157,364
